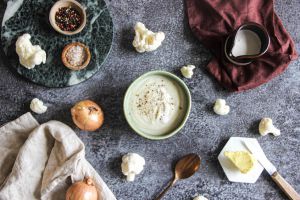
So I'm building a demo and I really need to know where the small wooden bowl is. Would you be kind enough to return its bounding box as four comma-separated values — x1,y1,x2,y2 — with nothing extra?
49,0,86,35
61,42,91,70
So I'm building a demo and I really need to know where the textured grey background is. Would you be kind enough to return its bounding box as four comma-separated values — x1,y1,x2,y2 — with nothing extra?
0,0,299,200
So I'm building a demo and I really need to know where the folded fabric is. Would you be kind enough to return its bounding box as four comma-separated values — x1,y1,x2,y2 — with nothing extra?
186,0,298,91
0,113,116,200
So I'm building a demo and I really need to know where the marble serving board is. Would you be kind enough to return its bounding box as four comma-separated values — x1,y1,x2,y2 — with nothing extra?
1,0,113,87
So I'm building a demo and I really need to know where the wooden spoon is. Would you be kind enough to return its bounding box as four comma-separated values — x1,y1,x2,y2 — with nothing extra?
155,153,201,200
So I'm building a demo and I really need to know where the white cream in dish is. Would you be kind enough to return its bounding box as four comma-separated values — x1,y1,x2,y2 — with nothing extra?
128,75,186,136
231,30,261,57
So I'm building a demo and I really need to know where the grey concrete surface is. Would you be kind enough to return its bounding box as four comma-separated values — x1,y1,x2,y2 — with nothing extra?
0,0,299,199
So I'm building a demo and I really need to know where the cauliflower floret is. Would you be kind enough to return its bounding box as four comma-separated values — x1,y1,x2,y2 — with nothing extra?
16,33,46,69
30,98,47,114
259,118,280,136
132,22,165,53
121,153,145,182
213,99,230,115
181,65,195,79
193,195,209,200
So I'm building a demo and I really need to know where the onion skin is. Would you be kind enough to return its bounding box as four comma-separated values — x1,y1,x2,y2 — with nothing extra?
66,177,98,200
71,100,104,131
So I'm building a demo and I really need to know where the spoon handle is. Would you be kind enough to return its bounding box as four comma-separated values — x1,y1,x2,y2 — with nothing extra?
155,178,177,200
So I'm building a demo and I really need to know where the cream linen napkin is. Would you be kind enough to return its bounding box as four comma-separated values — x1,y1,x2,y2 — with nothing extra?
0,112,116,200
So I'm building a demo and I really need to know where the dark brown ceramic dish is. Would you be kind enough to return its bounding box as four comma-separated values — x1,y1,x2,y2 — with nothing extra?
225,22,270,66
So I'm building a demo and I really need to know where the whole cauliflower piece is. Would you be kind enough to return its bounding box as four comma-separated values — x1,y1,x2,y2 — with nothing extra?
132,22,165,53
259,118,280,136
213,99,230,115
181,65,195,79
121,153,145,182
16,33,46,69
193,195,208,200
30,98,47,114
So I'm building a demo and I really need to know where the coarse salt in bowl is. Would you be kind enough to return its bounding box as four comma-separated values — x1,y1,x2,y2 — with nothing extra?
61,42,91,70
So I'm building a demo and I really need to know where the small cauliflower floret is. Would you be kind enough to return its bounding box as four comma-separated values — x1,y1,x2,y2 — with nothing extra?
180,65,195,79
30,98,47,114
121,153,145,182
132,22,165,53
259,118,280,136
16,33,46,69
193,195,209,200
213,99,230,115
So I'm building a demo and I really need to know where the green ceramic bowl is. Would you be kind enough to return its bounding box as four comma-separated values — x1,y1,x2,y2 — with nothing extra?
123,71,191,140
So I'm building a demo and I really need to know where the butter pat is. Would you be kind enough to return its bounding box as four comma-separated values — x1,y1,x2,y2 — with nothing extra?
224,151,256,174
16,33,46,69
132,22,165,53
181,65,195,78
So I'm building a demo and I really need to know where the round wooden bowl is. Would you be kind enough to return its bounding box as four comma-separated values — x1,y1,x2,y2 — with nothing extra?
61,42,91,70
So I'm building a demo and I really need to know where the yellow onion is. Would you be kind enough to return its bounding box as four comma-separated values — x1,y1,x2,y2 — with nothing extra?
66,177,98,200
71,100,104,131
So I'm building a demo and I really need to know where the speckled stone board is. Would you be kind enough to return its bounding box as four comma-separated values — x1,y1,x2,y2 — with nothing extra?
1,0,113,87
0,0,299,200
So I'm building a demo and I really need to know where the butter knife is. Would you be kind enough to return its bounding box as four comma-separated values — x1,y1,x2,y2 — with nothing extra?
244,140,300,200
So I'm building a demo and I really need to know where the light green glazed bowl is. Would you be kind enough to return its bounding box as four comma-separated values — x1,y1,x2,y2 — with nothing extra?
123,71,191,140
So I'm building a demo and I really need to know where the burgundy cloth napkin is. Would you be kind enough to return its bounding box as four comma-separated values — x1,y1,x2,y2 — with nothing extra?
186,0,298,91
